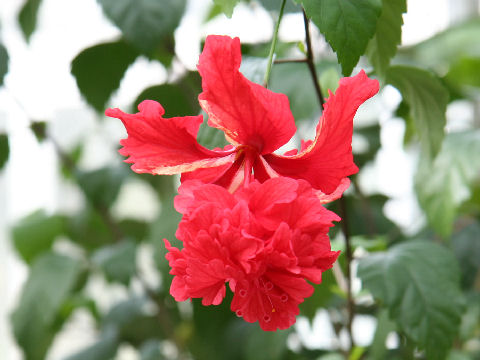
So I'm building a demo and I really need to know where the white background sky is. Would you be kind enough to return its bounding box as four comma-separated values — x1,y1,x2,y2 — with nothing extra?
0,0,477,359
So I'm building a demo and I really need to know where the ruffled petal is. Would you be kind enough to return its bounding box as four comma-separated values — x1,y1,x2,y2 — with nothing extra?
197,35,296,154
263,70,379,196
106,100,235,175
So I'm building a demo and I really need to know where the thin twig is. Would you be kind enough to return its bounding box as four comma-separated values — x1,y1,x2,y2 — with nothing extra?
302,9,325,109
274,58,308,64
301,9,356,350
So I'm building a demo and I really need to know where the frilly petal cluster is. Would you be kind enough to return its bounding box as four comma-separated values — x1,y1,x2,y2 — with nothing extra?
165,177,340,331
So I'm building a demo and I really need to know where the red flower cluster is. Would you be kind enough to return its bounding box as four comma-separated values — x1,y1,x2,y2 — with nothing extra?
166,177,340,330
106,35,379,330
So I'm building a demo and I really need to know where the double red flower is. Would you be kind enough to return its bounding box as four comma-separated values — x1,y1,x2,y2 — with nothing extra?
107,35,379,330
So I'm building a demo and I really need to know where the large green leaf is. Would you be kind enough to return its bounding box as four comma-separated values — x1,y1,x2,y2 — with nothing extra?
12,210,65,264
298,0,382,75
64,327,119,360
415,131,480,237
366,0,406,78
11,253,81,360
71,40,139,112
445,57,480,89
98,0,186,54
452,222,480,288
0,133,9,170
92,240,137,285
358,241,464,360
386,66,448,158
17,0,42,42
0,42,8,86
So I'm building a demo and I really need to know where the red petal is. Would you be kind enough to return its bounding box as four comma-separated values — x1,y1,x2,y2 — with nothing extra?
197,35,296,154
106,100,235,175
263,71,379,195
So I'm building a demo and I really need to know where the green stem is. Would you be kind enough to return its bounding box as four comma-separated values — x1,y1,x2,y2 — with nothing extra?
263,0,287,87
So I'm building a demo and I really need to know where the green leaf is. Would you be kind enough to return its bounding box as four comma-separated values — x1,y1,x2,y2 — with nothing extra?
98,0,186,54
17,0,42,42
259,0,301,13
386,66,448,158
11,253,81,360
140,340,162,360
29,121,47,142
0,133,9,170
366,0,406,78
93,241,137,285
77,166,128,208
445,56,480,88
64,326,119,360
67,206,113,251
299,269,335,321
133,84,199,117
71,40,139,112
452,222,480,288
369,309,396,360
415,131,480,237
299,0,382,75
0,42,8,86
12,210,65,264
358,241,464,359
213,0,241,17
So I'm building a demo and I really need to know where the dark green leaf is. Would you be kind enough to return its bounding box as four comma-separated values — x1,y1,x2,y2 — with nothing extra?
245,327,289,360
386,66,448,158
133,83,199,117
299,269,335,321
67,206,113,251
77,166,128,208
299,0,382,75
452,222,480,288
415,131,480,237
12,210,65,264
213,0,241,17
358,241,464,359
93,241,137,285
64,326,119,360
17,0,42,42
369,309,397,360
0,133,9,170
0,42,8,86
118,219,149,242
71,40,139,112
29,121,47,142
366,0,406,78
98,0,186,54
12,253,81,360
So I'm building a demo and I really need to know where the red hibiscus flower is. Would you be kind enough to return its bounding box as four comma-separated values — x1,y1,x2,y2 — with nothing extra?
165,177,340,331
106,35,379,203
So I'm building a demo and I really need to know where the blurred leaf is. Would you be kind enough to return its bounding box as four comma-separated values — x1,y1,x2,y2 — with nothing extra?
245,327,289,360
29,121,47,142
386,65,448,158
98,0,186,54
0,42,8,86
366,0,406,78
354,123,381,168
133,84,199,117
298,0,382,75
71,40,139,112
240,56,269,85
445,56,480,88
93,240,137,285
64,326,119,360
118,219,149,242
452,222,480,288
401,18,480,69
0,133,9,170
415,131,480,237
213,0,241,17
77,166,128,208
358,241,464,360
67,206,112,251
299,269,335,321
369,309,396,360
140,340,162,360
12,253,81,360
319,66,341,93
17,0,42,42
12,210,65,264
259,0,301,13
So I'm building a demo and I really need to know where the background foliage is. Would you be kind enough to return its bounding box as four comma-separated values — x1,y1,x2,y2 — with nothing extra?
1,0,480,359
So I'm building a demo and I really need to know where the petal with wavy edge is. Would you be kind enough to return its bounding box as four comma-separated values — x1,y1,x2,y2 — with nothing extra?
197,35,296,155
263,70,379,195
106,100,235,175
